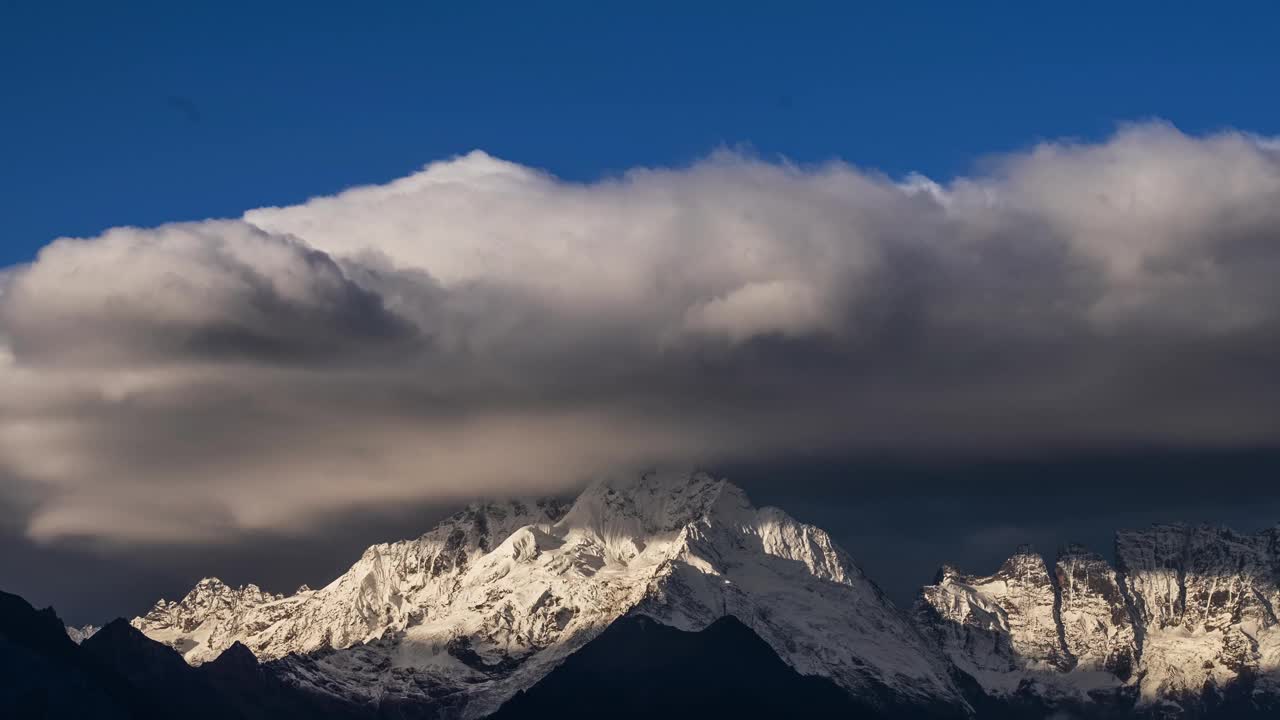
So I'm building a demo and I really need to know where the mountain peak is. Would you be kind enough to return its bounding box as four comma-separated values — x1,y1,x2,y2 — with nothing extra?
561,470,745,533
1056,542,1095,559
191,577,229,593
207,640,258,670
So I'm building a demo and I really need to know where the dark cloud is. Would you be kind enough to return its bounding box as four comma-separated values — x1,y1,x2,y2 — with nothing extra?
1,222,416,368
727,449,1280,608
2,123,1280,548
8,449,1280,627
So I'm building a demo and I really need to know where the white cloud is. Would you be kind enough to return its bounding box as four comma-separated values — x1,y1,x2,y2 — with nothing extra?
683,281,829,342
3,123,1280,543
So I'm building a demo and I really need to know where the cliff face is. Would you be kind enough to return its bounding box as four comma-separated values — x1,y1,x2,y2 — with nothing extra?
1056,545,1139,679
918,524,1280,715
1116,525,1280,706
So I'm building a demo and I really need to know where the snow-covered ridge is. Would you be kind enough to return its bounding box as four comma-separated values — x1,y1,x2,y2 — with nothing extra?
133,472,962,718
918,524,1280,711
133,498,568,665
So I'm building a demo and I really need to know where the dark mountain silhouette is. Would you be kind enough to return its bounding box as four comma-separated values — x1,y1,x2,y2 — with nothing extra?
198,641,369,719
0,589,366,720
0,590,149,718
491,614,883,719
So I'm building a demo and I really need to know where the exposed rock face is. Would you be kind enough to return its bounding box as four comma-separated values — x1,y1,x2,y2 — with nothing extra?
1116,524,1280,706
64,624,100,644
947,547,1069,669
134,472,964,718
918,524,1280,716
1055,544,1138,679
917,547,1096,704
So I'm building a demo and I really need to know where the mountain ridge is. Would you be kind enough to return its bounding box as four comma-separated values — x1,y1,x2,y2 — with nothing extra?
58,472,1273,718
131,471,963,717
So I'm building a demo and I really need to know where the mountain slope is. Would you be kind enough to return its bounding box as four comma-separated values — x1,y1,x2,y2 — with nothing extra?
134,471,965,718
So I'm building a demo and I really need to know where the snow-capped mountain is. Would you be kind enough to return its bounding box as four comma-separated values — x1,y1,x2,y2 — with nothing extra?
130,472,1280,718
917,524,1280,715
134,472,964,718
133,498,569,667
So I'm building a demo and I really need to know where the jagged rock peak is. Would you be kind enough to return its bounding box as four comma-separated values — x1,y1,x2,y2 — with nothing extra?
65,623,100,644
180,577,280,601
994,547,1055,582
932,563,965,583
1056,542,1094,559
919,545,1073,677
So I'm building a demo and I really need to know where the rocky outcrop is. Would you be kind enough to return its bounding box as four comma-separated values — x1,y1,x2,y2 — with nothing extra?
65,623,100,644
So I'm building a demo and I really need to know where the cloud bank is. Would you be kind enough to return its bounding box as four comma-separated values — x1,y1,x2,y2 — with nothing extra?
3,122,1280,542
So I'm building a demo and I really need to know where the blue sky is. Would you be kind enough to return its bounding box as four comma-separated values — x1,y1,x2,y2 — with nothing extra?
3,2,1277,268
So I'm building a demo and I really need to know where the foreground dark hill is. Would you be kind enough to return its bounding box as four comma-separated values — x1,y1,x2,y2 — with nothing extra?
0,590,138,719
491,614,935,720
1,589,956,720
0,589,364,720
